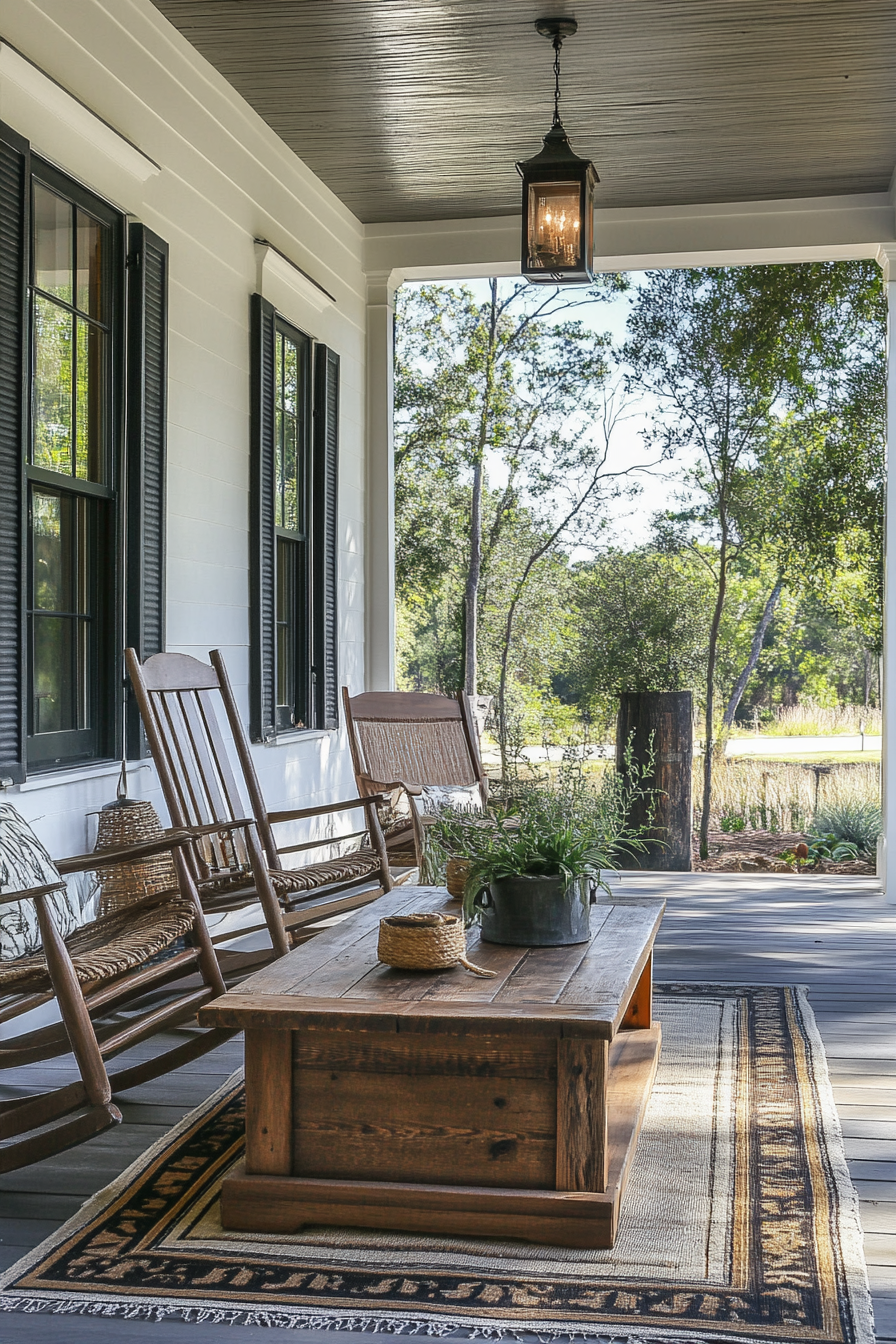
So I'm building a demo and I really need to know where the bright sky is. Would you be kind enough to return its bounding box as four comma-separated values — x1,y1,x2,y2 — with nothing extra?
421,275,700,551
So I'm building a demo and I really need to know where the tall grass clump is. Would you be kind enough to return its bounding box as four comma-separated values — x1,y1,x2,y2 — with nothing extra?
760,701,881,738
698,757,880,838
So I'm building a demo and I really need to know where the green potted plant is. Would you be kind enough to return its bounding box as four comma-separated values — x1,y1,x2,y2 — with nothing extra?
424,742,658,947
461,813,608,946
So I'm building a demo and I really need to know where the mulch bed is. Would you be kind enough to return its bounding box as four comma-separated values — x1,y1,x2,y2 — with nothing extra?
692,829,875,876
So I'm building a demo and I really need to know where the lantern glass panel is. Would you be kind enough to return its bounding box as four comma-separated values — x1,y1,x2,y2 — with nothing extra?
527,181,582,272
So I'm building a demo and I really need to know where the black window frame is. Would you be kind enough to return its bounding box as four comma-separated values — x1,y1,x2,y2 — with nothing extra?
273,317,313,733
250,294,339,743
24,160,124,773
0,120,168,782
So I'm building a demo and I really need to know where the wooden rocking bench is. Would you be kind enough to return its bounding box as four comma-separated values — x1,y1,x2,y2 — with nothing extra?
0,814,233,1172
126,649,396,962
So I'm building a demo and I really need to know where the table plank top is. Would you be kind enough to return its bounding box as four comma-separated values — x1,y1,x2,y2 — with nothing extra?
200,886,665,1039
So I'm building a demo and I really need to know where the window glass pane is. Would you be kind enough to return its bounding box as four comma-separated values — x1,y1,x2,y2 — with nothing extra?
33,617,76,734
276,536,294,727
31,491,87,736
33,184,72,303
274,406,283,528
33,295,73,474
76,210,105,320
75,318,104,482
33,491,69,612
282,337,297,416
283,412,298,532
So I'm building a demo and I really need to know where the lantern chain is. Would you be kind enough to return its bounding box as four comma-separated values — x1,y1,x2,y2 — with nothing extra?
552,34,562,126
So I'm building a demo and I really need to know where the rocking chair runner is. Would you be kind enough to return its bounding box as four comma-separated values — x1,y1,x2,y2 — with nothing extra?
342,688,489,866
126,649,395,961
0,814,233,1172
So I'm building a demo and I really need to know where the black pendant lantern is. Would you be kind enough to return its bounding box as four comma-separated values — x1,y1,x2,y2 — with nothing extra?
517,18,598,285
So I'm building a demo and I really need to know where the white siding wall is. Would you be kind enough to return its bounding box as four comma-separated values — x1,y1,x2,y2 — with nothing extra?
0,0,370,860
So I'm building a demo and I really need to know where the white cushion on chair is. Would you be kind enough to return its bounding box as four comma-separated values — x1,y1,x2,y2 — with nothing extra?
411,784,483,818
0,803,81,960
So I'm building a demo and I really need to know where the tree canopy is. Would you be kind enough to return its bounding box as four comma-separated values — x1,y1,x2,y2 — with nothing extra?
394,261,885,787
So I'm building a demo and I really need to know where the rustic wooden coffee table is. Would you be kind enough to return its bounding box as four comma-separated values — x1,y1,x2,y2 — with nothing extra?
200,886,664,1248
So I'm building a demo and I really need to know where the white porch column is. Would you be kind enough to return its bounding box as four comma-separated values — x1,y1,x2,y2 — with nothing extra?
878,242,896,903
365,272,398,690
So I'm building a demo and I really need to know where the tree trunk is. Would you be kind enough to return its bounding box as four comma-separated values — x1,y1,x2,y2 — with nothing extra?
699,533,728,860
722,577,783,729
462,280,498,698
463,455,483,696
617,692,693,871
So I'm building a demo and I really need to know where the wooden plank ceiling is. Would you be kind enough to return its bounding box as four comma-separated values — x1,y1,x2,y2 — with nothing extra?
152,0,896,225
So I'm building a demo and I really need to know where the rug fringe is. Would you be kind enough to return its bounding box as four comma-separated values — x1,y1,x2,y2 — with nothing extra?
0,1293,855,1343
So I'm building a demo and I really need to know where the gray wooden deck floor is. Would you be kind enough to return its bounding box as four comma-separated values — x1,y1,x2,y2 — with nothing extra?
0,873,892,1343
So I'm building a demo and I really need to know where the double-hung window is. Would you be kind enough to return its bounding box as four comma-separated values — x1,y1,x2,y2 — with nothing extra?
273,321,312,731
250,296,340,741
0,121,168,782
27,169,120,770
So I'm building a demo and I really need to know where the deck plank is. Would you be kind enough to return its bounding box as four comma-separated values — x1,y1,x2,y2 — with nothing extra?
0,874,892,1340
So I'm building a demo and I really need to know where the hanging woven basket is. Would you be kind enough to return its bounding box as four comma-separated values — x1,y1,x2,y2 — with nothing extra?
377,912,495,977
94,797,177,917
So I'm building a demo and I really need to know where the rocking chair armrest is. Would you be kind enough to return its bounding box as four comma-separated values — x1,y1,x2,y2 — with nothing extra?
56,827,200,875
56,819,257,875
266,795,388,825
364,777,423,797
0,879,69,904
175,819,256,840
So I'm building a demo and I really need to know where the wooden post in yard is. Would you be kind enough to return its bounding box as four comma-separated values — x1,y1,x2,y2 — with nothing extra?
616,691,693,871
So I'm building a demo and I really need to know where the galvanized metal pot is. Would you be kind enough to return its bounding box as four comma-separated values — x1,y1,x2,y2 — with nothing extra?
474,874,594,946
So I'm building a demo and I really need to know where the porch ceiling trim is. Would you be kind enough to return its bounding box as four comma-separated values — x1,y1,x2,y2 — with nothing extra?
364,189,896,284
0,39,160,184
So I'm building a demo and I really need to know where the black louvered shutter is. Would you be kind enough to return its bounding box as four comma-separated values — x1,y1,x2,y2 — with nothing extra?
0,124,29,784
249,294,277,742
313,345,340,731
125,223,169,757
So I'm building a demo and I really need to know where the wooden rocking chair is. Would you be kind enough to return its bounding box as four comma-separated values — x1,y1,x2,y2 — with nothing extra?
0,811,233,1172
126,649,395,961
342,688,489,867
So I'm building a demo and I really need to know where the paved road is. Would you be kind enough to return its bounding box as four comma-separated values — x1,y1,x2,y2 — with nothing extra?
481,733,881,765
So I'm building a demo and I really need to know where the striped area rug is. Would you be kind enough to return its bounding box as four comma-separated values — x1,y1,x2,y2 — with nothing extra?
0,985,875,1343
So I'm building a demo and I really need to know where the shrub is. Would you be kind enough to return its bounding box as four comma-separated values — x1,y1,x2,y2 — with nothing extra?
811,800,880,856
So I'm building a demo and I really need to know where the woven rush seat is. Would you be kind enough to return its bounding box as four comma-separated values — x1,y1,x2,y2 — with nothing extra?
0,896,196,993
266,848,382,897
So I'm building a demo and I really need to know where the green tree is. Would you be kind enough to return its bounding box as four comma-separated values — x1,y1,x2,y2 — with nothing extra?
395,277,625,700
625,261,884,858
569,548,714,713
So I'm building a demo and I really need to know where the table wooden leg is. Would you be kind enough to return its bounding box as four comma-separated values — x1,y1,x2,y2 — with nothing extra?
621,951,653,1029
556,1037,608,1193
245,1028,293,1175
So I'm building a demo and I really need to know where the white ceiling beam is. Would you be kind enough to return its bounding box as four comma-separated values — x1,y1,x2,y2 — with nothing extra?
364,191,896,282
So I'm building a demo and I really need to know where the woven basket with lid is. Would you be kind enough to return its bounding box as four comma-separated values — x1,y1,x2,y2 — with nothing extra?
377,912,494,977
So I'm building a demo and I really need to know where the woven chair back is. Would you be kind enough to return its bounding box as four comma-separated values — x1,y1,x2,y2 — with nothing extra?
358,719,476,788
125,652,255,885
343,690,485,794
